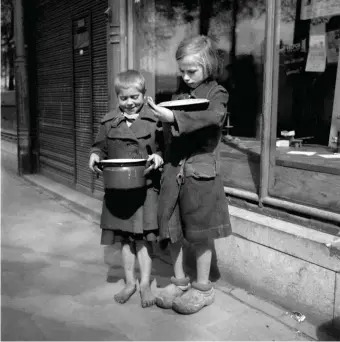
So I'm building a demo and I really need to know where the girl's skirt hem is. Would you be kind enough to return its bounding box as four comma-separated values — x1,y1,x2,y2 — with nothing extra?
100,228,158,245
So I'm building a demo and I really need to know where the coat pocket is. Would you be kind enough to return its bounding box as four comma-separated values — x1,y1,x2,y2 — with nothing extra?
185,162,216,179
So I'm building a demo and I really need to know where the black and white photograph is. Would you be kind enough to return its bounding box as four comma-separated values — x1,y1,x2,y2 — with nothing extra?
1,0,340,340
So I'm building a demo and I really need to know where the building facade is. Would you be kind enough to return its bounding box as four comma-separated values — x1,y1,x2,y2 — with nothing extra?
16,0,340,332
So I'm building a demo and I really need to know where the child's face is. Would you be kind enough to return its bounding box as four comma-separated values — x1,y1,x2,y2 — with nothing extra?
178,55,205,89
118,86,145,115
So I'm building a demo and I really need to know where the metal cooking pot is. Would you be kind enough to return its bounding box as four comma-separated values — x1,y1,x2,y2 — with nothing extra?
97,159,148,189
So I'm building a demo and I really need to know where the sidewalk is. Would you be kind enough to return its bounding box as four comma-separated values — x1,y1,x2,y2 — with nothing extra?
1,140,327,341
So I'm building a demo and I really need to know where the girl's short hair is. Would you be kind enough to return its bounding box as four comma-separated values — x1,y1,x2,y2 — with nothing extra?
114,70,146,95
175,35,221,79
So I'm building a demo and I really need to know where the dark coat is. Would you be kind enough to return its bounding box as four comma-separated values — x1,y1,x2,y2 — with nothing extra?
90,105,163,234
158,79,232,242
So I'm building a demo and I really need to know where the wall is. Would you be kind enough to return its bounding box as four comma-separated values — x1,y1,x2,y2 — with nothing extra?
179,205,340,335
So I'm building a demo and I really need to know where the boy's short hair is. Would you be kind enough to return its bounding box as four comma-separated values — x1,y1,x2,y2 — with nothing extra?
114,70,146,95
175,35,221,79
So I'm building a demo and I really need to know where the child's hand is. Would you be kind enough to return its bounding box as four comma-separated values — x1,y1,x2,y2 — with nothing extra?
144,153,164,175
89,153,102,174
147,96,175,123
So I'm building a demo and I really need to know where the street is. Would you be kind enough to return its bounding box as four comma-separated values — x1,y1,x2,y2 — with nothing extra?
1,143,312,341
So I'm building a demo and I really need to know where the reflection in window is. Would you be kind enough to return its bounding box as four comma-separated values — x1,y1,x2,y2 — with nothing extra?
277,0,340,158
133,0,265,140
133,0,266,193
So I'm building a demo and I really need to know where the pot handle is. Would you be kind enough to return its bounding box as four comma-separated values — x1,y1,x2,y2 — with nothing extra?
144,160,154,176
144,160,163,176
93,161,103,178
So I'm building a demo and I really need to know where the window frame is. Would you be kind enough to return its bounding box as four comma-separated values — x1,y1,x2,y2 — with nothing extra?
260,0,340,223
127,0,340,224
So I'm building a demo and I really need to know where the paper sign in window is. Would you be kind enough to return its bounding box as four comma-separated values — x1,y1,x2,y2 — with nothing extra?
306,34,327,72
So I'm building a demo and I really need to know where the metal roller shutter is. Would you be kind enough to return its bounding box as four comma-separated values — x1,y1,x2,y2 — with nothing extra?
91,2,108,195
36,1,74,182
35,0,108,193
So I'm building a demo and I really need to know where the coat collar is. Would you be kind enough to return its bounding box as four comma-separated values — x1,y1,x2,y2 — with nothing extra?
101,105,156,127
174,79,218,100
103,105,157,141
190,79,218,98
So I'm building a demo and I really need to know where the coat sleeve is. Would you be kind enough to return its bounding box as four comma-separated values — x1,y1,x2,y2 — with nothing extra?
89,123,108,159
154,120,164,158
171,85,229,136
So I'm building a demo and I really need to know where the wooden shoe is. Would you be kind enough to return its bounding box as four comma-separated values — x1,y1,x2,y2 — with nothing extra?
172,287,215,314
155,277,190,309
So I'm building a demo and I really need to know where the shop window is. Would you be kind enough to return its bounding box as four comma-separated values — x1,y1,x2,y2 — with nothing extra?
133,0,266,193
270,0,340,213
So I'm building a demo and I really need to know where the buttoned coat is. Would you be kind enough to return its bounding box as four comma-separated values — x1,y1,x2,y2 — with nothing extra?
158,79,232,242
90,105,163,234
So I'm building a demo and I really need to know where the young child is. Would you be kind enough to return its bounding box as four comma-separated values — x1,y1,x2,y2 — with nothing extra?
147,35,232,314
89,70,163,308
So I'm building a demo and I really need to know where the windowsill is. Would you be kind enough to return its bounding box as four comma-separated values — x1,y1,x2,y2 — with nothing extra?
221,136,340,175
276,145,340,176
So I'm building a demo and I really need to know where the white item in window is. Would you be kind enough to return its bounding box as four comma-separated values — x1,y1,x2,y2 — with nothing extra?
281,130,295,137
306,28,327,72
276,140,290,147
328,52,340,147
287,151,316,156
318,153,340,159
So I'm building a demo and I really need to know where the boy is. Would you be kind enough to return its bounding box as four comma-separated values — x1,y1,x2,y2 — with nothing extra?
89,70,163,307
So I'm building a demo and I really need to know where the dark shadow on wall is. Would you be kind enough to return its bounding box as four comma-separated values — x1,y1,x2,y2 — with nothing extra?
316,318,340,341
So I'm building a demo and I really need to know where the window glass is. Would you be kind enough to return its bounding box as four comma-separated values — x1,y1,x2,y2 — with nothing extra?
133,0,266,193
271,0,340,213
277,0,340,150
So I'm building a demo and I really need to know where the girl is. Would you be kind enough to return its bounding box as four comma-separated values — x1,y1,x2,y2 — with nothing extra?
89,70,163,308
147,35,232,314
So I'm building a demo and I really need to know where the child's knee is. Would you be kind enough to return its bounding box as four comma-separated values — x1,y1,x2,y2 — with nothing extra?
135,239,154,255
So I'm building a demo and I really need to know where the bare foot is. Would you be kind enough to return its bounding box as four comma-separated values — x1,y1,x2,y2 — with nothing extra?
114,283,136,304
140,283,156,308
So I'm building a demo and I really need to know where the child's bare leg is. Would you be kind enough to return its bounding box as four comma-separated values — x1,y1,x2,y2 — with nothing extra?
172,240,214,314
170,241,186,280
136,240,155,308
114,241,137,304
195,241,212,285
